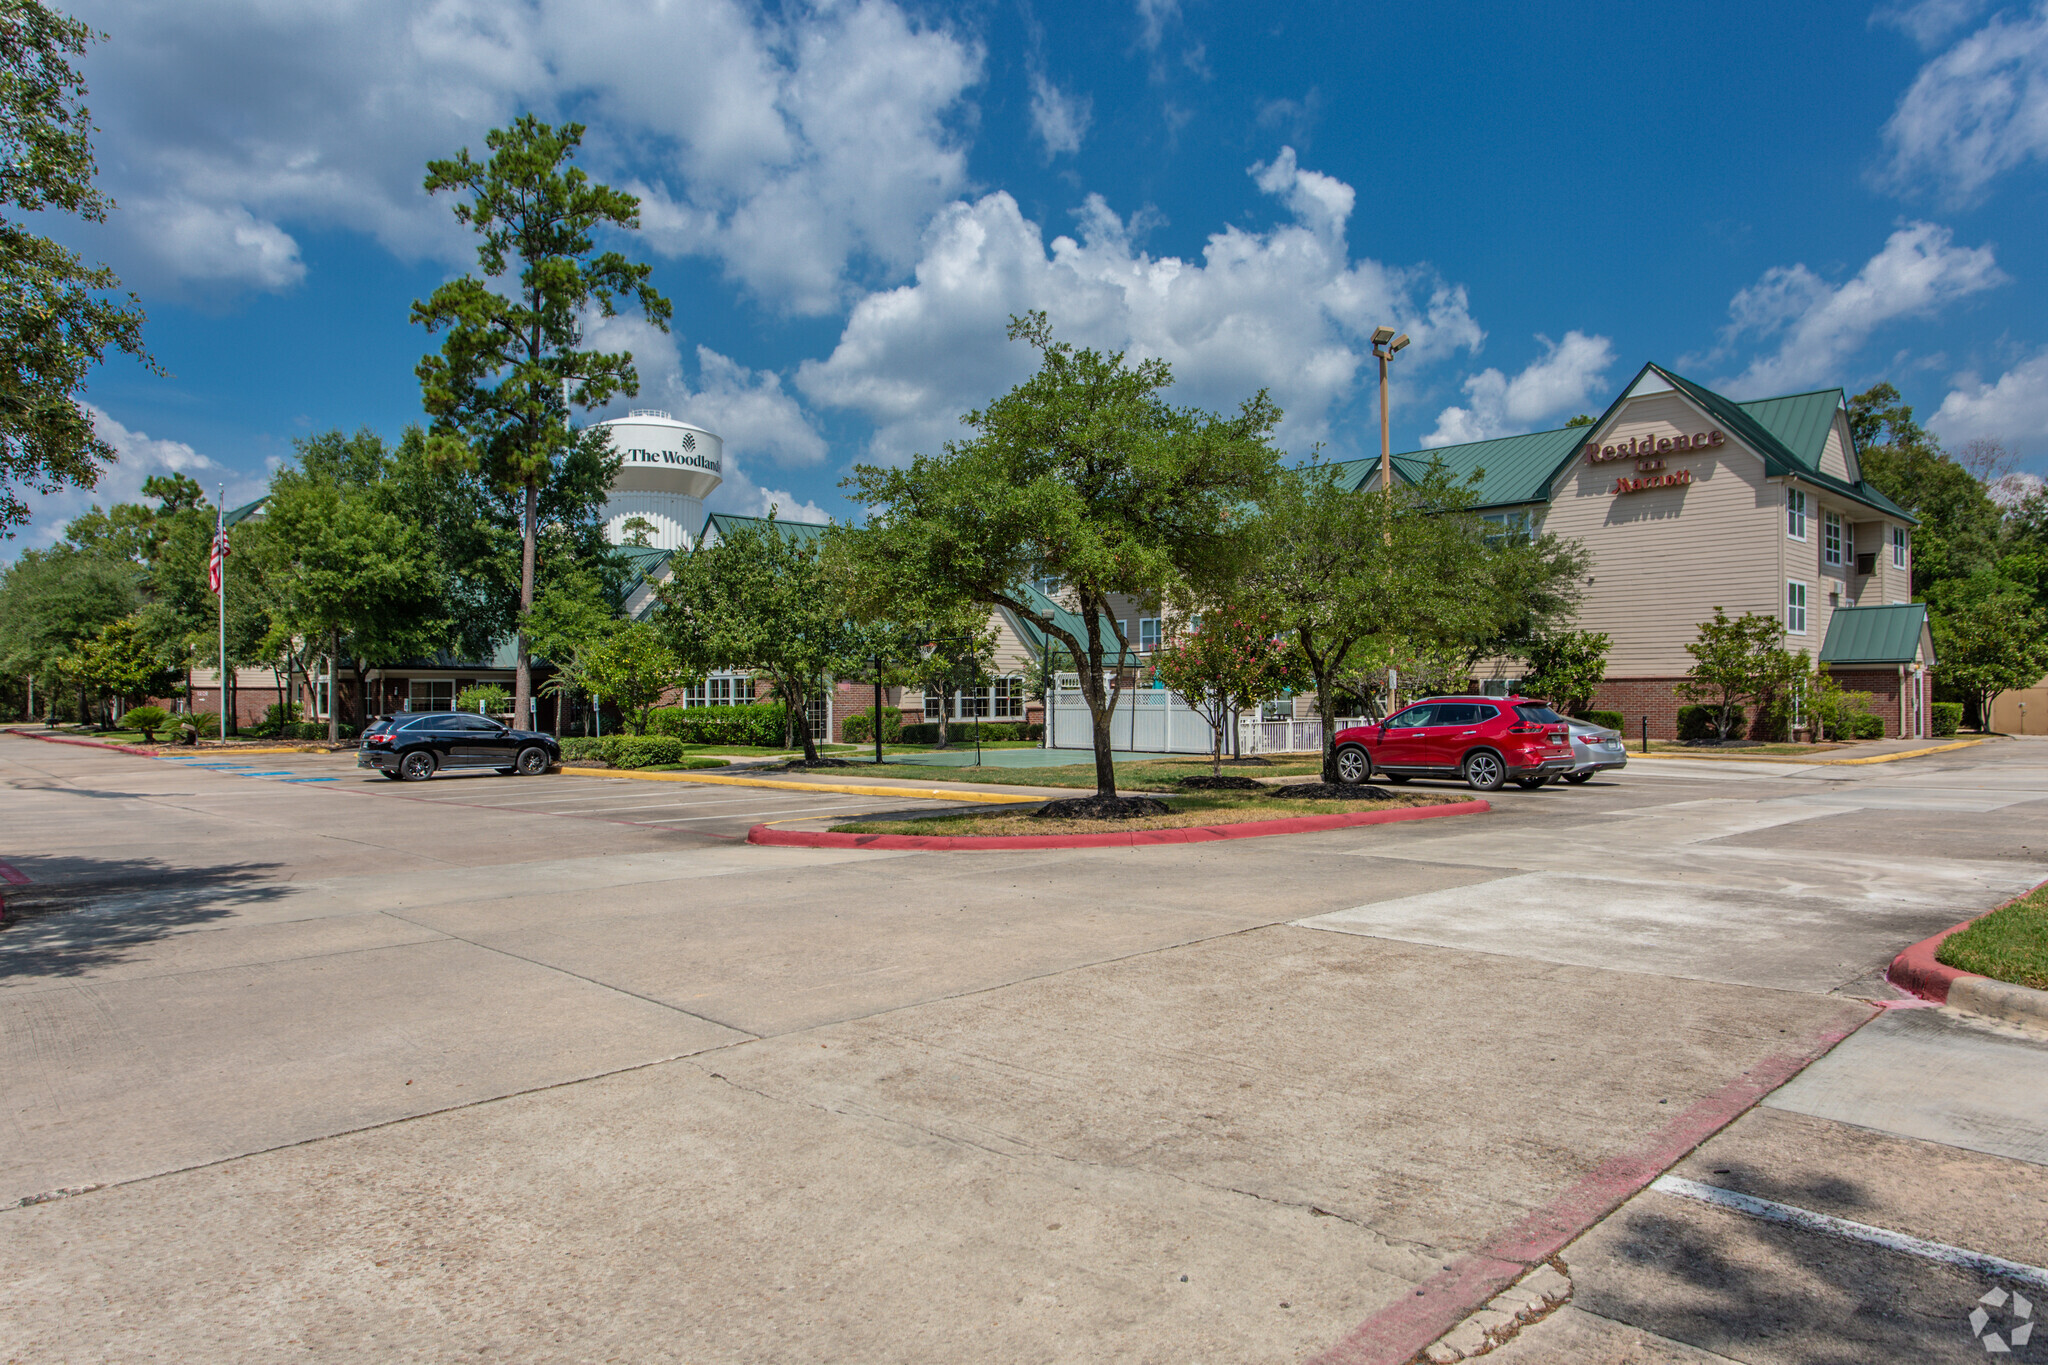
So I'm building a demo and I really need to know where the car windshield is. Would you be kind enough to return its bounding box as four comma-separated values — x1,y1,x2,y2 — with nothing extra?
1514,704,1567,725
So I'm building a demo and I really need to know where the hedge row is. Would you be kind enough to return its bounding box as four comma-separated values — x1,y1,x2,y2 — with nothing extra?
841,706,905,744
899,720,1043,744
1579,709,1625,732
1932,701,1963,737
645,703,788,747
560,735,686,768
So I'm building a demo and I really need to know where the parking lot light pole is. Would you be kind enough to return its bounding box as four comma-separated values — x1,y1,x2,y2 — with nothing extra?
1371,326,1409,713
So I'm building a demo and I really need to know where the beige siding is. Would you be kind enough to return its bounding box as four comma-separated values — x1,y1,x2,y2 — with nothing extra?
1818,415,1852,481
1550,391,1784,676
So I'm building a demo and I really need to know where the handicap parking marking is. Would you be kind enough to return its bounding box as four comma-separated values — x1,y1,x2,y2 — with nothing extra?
281,777,338,783
236,771,298,777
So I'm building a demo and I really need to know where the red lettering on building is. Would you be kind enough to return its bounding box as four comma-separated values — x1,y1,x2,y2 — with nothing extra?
1611,469,1695,494
1585,429,1725,464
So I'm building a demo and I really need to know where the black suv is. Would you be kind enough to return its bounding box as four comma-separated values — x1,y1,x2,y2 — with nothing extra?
358,713,560,781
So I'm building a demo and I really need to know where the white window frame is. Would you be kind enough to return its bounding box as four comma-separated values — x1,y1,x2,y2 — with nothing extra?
1786,487,1807,541
1892,526,1908,568
1138,617,1161,654
1261,696,1295,722
684,672,751,708
314,675,333,720
803,694,830,740
1822,510,1843,567
1786,580,1808,636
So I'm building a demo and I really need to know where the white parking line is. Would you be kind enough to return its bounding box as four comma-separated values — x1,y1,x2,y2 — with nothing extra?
634,800,880,825
1650,1176,2048,1290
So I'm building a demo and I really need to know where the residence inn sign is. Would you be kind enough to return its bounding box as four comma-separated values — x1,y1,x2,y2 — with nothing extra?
1587,427,1726,495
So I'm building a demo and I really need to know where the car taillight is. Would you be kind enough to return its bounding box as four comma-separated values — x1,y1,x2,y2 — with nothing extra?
1508,723,1542,735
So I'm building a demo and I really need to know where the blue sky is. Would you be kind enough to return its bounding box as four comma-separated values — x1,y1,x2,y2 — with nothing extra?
16,0,2048,550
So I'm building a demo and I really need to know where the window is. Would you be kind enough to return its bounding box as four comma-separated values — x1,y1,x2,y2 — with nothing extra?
1786,580,1808,635
314,674,332,719
1138,617,1161,653
408,679,454,711
1261,696,1296,722
1893,526,1908,568
925,679,1027,721
1031,569,1063,597
992,676,1024,719
684,673,751,707
1481,510,1535,544
1823,511,1843,568
802,694,830,740
1786,488,1807,540
1512,703,1566,725
1385,704,1437,728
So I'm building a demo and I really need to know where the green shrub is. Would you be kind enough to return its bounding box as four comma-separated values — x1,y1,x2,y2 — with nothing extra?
283,721,353,741
558,735,684,768
646,702,787,747
119,705,171,741
1677,704,1745,742
1581,709,1625,732
1931,702,1962,737
456,684,510,715
898,719,1042,744
841,706,905,745
1849,711,1884,739
178,711,225,740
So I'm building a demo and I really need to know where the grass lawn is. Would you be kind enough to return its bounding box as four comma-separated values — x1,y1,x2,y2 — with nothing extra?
1938,884,2048,991
833,754,1328,790
830,786,1465,836
634,758,732,771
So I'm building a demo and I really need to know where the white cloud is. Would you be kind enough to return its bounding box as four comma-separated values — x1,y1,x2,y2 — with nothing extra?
6,407,261,553
1928,348,2048,444
1422,331,1615,448
1874,0,1990,48
797,147,1484,463
1878,0,2048,203
1990,469,2044,505
1716,222,2004,396
709,471,829,524
1135,0,1179,50
72,0,981,311
1029,70,1091,158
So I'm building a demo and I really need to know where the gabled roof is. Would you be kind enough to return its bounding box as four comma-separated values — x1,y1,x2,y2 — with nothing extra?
698,512,829,547
999,580,1126,661
1738,388,1842,471
1818,602,1933,666
613,545,675,622
1331,427,1586,509
223,497,267,527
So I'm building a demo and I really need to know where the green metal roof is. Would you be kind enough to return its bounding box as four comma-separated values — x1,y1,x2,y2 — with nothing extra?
1737,388,1842,470
699,511,829,546
223,496,267,527
1327,364,1914,524
1818,603,1932,666
1000,581,1125,660
1331,427,1586,509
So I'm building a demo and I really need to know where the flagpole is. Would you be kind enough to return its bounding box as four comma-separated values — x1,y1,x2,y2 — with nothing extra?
217,486,227,739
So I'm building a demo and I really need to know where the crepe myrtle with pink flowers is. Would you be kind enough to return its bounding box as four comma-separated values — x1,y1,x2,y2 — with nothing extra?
1151,609,1304,776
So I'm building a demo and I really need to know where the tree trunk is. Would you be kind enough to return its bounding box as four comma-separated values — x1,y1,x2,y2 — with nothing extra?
554,685,565,736
1212,704,1224,776
797,684,820,764
514,480,538,731
328,630,341,744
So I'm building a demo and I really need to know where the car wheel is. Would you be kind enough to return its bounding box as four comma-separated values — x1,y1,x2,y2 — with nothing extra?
514,745,551,776
1462,750,1506,792
1333,744,1371,785
380,770,404,781
1562,771,1593,785
399,751,436,782
1514,775,1550,790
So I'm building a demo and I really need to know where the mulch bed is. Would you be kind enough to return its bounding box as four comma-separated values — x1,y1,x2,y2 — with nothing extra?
1034,794,1171,820
1280,782,1395,800
1177,774,1265,790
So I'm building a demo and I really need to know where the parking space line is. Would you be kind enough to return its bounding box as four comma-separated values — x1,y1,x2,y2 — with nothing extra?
634,801,879,824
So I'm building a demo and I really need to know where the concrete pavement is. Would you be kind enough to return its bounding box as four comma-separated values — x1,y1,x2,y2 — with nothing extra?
3,733,2046,1363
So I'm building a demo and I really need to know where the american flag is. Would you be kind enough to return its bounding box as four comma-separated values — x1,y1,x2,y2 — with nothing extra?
208,512,230,594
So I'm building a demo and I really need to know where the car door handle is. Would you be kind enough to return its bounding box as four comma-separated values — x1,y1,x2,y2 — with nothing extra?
1461,730,1478,735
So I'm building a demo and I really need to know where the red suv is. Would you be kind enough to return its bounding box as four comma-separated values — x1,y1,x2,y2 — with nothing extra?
1332,696,1575,792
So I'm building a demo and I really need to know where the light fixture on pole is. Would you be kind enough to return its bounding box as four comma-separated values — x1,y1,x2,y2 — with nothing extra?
1370,325,1411,499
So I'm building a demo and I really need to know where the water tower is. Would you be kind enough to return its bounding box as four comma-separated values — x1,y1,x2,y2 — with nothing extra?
594,410,723,551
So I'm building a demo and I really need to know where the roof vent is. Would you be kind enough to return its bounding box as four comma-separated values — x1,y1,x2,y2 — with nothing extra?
628,408,672,420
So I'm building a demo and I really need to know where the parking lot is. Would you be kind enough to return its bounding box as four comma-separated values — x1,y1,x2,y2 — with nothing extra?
140,747,1008,838
3,733,2046,1363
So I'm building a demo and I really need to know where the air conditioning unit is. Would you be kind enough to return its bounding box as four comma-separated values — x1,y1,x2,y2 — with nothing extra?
1855,552,1877,576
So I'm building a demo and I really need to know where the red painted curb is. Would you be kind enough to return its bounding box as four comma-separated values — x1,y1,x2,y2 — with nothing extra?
746,798,1491,850
1885,875,2048,1004
1308,1010,1873,1365
9,730,157,756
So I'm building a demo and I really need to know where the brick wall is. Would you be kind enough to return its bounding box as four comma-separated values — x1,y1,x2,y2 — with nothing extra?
1588,678,1690,740
1826,667,1906,738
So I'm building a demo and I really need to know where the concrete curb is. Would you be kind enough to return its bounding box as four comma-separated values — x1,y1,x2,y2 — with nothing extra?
6,730,334,758
1637,737,1984,766
558,765,1043,805
1887,879,2048,1031
746,798,1489,850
